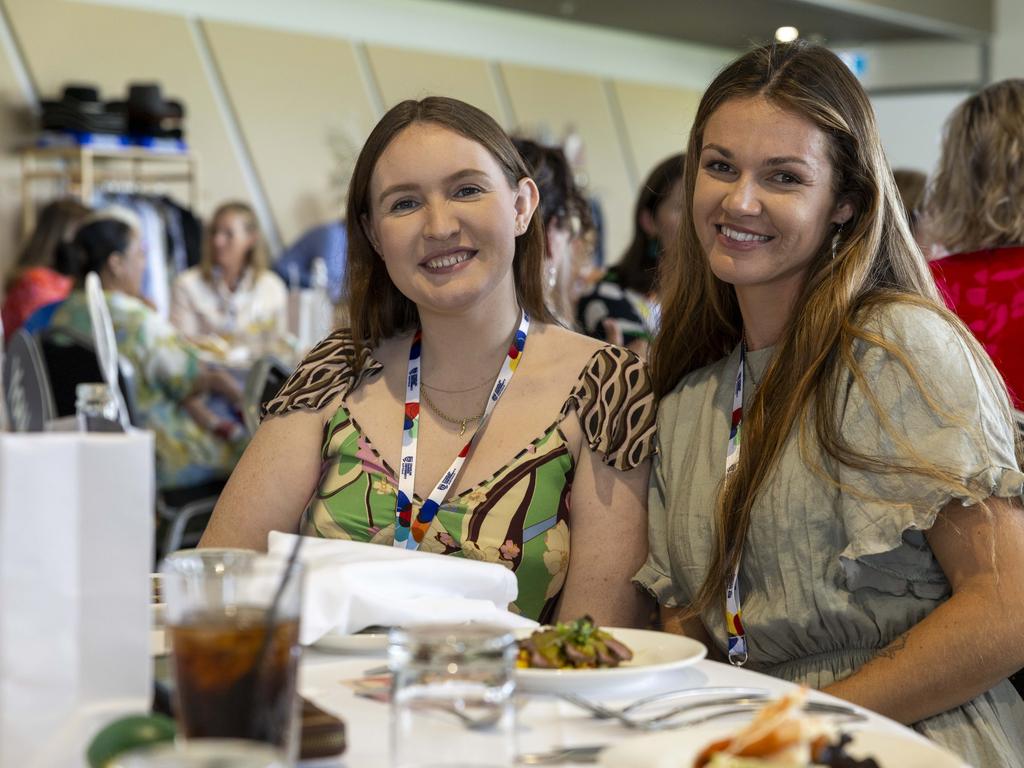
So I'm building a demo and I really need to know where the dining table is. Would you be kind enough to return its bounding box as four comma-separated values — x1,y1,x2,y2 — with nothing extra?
295,639,961,768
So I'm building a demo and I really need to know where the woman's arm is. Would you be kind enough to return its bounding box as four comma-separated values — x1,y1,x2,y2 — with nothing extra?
199,408,325,550
557,446,653,628
823,495,1024,723
660,606,721,658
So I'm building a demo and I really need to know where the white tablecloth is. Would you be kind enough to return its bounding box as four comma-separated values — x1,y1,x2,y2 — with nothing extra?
298,646,941,767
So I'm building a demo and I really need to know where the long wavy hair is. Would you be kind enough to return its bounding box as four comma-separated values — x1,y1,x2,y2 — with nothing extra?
615,153,685,296
651,42,1017,618
346,97,555,354
926,79,1024,253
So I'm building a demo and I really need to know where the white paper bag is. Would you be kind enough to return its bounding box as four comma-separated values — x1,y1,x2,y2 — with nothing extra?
0,432,154,768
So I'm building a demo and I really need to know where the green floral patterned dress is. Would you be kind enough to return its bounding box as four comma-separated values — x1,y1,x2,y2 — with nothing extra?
49,290,243,489
263,329,657,622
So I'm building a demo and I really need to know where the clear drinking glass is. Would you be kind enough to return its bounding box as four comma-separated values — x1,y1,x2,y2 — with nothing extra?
111,740,288,768
388,625,518,768
160,550,304,763
75,382,122,432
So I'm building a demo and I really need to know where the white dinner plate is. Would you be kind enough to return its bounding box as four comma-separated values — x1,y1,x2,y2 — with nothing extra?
599,721,968,768
514,627,706,694
313,629,390,654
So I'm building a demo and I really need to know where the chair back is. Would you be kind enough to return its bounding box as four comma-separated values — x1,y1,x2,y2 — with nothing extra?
2,329,55,431
37,327,138,425
242,355,291,433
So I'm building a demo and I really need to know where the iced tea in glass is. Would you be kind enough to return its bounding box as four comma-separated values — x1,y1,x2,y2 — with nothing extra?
161,551,304,761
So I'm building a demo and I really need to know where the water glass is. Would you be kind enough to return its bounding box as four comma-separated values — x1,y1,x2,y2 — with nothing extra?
388,625,518,768
160,550,304,763
75,382,122,432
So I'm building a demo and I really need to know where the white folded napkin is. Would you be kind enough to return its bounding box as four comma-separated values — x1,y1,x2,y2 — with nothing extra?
267,533,538,644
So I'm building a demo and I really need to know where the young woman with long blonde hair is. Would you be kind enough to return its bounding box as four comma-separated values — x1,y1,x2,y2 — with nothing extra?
638,42,1024,765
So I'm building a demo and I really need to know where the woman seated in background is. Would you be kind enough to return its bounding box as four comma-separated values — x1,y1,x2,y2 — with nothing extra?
638,42,1024,766
171,201,288,356
1,198,90,339
50,209,246,490
201,96,654,626
512,138,592,326
577,153,684,355
925,79,1024,411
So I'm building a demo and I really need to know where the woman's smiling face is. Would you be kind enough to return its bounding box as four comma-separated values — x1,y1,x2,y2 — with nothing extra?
693,96,852,299
364,122,536,315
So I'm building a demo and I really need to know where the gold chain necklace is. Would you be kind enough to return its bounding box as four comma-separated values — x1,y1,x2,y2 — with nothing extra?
421,389,485,437
741,330,762,389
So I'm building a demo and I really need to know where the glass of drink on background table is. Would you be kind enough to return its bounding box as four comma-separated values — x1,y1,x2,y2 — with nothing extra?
160,550,304,763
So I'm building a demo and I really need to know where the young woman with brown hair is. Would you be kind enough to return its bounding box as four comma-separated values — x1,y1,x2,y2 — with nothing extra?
201,97,654,625
637,42,1024,765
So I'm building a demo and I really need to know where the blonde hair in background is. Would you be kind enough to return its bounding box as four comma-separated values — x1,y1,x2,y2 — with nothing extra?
649,41,1019,619
200,201,270,283
926,79,1024,253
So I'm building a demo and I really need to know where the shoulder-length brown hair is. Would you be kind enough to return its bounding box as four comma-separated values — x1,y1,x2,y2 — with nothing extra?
200,201,270,282
651,41,1015,619
926,79,1024,253
4,198,91,291
345,97,554,352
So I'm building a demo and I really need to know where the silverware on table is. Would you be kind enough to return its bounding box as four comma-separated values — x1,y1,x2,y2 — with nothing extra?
517,744,605,765
560,686,769,721
558,691,862,732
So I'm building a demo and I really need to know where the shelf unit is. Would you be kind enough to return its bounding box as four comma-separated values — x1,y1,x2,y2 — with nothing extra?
20,144,198,234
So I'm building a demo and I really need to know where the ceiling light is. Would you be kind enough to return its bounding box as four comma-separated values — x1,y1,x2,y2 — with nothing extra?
775,26,800,43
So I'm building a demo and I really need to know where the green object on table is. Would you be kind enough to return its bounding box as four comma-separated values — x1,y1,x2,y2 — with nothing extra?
86,714,177,768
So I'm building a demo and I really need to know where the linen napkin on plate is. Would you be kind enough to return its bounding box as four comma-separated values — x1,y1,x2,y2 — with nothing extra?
267,533,538,644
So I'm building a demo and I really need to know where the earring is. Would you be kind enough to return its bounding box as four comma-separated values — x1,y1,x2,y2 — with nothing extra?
831,224,844,261
545,261,558,290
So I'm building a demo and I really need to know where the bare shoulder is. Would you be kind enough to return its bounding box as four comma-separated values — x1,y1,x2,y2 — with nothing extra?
527,323,609,374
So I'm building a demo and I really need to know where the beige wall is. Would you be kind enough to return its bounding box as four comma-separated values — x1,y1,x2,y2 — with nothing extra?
367,46,507,125
204,20,378,245
612,81,699,187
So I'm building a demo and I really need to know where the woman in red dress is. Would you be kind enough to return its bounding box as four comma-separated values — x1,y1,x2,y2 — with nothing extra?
926,79,1024,410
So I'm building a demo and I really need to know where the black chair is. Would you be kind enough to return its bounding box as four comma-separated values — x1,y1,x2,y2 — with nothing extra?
3,329,56,431
242,354,291,433
37,327,222,558
38,326,137,422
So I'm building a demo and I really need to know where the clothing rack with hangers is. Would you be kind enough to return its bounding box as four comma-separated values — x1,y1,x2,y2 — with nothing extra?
19,145,198,235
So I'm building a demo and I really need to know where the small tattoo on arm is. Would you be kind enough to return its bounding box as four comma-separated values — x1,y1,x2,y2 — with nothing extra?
877,632,909,661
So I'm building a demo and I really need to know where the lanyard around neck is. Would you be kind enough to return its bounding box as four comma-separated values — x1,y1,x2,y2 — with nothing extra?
393,310,530,550
724,341,749,666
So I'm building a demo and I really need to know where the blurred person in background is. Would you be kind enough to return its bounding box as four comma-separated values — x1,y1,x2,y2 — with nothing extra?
1,198,90,339
171,201,288,357
577,153,685,355
273,217,347,304
926,79,1024,411
513,137,592,325
891,168,926,248
51,209,246,490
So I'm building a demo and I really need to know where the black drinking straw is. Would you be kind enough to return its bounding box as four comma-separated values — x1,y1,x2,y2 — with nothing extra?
251,532,305,741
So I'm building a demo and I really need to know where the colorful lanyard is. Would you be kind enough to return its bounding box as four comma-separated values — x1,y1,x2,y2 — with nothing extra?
393,310,530,550
724,341,749,666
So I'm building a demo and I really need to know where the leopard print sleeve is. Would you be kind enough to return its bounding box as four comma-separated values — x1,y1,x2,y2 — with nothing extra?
559,345,657,470
261,329,382,420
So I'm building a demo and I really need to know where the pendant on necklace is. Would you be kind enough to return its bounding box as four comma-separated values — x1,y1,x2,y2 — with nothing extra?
459,420,468,437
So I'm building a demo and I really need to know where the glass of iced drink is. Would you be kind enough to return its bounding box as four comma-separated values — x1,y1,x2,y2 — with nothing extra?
160,550,304,762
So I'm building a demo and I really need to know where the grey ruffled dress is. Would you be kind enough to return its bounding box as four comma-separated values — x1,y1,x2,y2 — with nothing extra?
636,303,1024,768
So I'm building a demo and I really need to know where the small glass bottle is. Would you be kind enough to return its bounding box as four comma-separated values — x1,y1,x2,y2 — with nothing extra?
75,382,123,433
